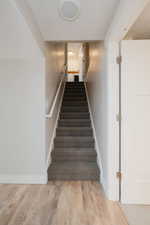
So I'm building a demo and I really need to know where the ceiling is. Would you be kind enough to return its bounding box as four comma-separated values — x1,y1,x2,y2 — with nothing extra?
25,0,119,41
126,2,150,39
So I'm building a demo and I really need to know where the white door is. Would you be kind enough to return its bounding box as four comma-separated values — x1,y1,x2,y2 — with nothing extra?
121,40,150,204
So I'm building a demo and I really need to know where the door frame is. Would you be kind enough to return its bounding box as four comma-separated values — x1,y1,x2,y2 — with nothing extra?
104,0,150,202
119,40,150,204
104,41,120,201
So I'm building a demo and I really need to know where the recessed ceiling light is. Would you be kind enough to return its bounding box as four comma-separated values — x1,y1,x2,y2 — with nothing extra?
59,0,80,21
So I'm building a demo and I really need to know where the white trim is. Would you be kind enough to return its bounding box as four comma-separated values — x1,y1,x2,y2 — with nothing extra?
105,42,120,201
46,76,65,119
104,0,150,201
101,177,110,198
0,173,47,184
84,82,103,183
46,80,66,169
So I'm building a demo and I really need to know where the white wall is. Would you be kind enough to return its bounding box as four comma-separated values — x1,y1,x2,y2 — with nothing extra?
0,59,45,178
45,43,65,159
86,42,108,191
0,0,65,183
0,0,45,183
87,42,120,200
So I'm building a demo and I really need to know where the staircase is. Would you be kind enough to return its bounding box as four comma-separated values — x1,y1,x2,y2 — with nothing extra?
48,81,100,181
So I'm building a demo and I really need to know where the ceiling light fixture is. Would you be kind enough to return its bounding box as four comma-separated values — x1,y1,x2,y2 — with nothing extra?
59,0,80,21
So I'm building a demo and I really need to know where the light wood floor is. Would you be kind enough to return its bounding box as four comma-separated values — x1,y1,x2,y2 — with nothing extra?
0,181,128,225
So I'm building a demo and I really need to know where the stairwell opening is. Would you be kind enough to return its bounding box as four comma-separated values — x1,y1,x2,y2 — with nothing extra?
48,41,101,181
67,42,86,82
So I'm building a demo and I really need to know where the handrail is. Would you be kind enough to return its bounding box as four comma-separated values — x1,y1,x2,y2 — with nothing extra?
45,75,65,119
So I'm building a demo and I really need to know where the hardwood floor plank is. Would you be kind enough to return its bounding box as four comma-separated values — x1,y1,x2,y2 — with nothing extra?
106,201,129,225
0,184,18,202
8,185,40,225
0,182,128,225
24,182,60,225
82,182,109,225
50,181,87,225
0,185,27,225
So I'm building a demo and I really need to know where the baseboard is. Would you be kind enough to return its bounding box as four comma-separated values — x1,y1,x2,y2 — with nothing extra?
84,82,104,183
0,173,48,184
46,81,66,169
101,176,110,199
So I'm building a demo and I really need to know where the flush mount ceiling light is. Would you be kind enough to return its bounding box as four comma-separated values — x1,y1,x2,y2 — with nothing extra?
59,0,80,21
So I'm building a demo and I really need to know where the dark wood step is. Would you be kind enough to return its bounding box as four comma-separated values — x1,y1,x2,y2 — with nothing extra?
48,81,100,181
52,148,97,161
48,162,99,181
63,94,86,98
61,106,89,112
60,112,90,119
65,86,85,90
64,91,86,95
54,136,94,148
63,96,87,102
56,127,93,136
66,82,84,86
58,119,91,127
62,101,88,107
53,147,96,152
